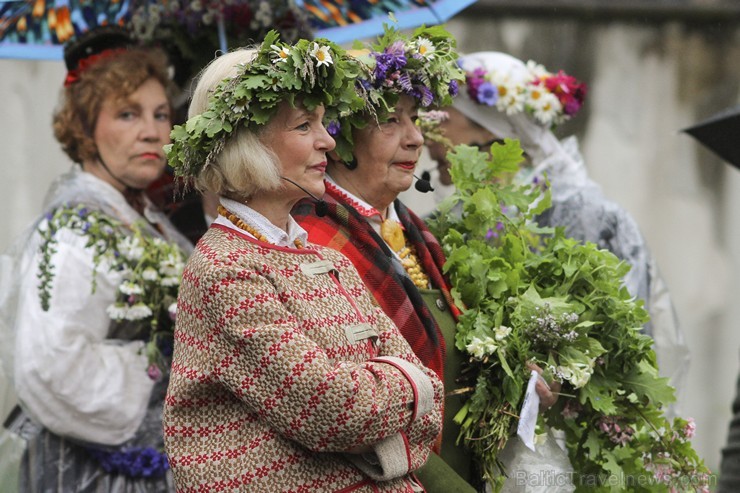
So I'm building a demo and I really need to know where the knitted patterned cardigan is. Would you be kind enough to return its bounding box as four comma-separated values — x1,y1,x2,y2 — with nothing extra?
164,224,443,493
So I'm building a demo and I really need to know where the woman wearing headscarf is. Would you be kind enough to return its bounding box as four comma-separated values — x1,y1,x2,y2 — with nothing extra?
424,51,689,403
292,28,559,492
161,33,443,492
0,26,192,492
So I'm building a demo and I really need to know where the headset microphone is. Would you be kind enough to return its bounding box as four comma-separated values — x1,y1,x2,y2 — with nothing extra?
414,171,434,193
281,176,328,217
97,153,143,194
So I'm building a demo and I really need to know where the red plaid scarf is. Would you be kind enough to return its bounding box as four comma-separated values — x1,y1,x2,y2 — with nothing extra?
292,183,460,381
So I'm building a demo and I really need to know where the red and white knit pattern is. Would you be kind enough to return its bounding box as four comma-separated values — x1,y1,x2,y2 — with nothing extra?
164,225,443,492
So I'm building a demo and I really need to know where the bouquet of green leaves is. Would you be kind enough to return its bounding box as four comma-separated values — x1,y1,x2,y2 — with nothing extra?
427,141,711,492
37,204,186,380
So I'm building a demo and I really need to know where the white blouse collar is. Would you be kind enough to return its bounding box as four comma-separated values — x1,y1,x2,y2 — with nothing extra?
216,197,308,248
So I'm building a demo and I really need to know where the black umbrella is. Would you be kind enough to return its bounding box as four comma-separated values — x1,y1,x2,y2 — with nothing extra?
682,104,740,169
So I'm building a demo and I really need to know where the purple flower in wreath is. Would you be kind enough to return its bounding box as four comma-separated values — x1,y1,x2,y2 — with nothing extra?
564,98,583,116
448,79,459,97
465,67,487,100
397,72,413,92
372,59,388,83
134,447,170,477
359,78,373,91
412,84,434,107
465,68,487,92
386,40,406,56
373,49,407,87
476,81,498,106
326,121,341,136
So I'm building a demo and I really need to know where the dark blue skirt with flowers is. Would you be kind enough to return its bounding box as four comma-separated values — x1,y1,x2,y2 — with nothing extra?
18,380,173,493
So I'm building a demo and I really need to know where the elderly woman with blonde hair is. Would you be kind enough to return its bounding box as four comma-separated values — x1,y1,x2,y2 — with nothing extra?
162,32,444,492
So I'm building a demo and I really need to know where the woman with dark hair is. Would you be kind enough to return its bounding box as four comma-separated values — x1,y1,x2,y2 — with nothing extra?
0,26,191,492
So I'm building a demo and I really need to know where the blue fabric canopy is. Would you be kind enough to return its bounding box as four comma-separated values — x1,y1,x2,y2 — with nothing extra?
0,0,477,60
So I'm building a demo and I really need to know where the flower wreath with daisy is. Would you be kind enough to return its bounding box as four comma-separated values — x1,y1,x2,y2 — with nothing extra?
464,60,587,128
166,30,366,178
329,24,465,162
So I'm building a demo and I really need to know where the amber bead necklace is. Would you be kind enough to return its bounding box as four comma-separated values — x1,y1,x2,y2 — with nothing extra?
217,205,304,249
380,218,430,290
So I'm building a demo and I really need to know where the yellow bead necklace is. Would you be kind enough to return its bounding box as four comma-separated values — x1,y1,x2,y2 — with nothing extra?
380,219,430,290
322,182,428,289
218,205,304,249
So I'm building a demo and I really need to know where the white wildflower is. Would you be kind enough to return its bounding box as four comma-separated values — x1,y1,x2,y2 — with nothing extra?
557,361,595,389
118,236,144,261
126,302,153,321
106,304,128,321
416,38,436,59
495,81,525,115
531,90,561,127
159,254,184,277
271,44,291,64
142,268,159,281
555,365,572,381
119,281,143,296
570,368,592,389
494,325,512,341
526,60,550,79
466,336,499,359
310,43,333,67
161,276,180,287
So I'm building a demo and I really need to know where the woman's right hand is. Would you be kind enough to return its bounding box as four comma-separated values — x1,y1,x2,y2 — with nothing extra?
526,362,561,411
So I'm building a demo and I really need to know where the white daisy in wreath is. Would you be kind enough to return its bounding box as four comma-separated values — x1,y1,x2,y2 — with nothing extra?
310,43,333,67
415,38,436,59
271,44,290,64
